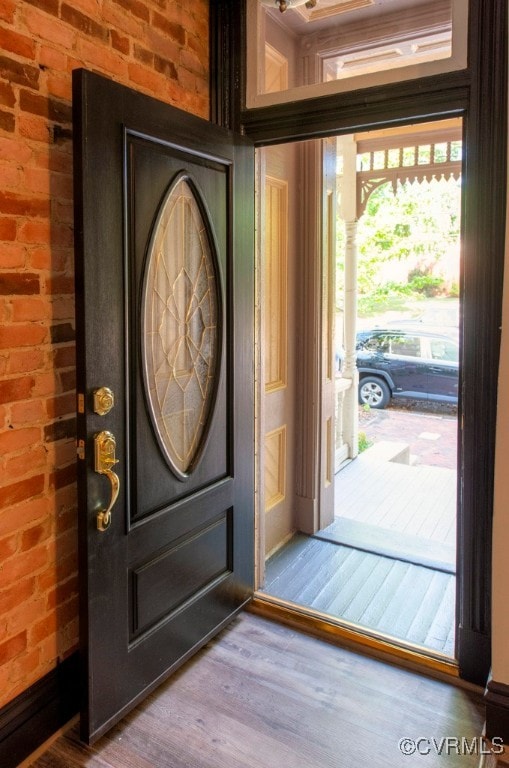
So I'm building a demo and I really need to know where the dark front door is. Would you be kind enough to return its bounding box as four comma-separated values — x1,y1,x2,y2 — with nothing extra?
73,70,254,743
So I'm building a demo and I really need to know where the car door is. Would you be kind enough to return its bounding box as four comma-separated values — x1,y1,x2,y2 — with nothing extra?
73,70,254,743
425,335,459,400
386,333,428,397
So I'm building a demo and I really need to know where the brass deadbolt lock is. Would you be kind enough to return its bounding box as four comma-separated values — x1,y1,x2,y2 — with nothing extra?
93,387,114,416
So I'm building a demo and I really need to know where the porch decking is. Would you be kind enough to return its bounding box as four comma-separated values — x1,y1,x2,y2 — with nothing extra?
262,446,457,657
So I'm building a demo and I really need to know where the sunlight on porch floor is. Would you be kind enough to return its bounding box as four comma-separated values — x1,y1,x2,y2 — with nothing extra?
262,449,457,657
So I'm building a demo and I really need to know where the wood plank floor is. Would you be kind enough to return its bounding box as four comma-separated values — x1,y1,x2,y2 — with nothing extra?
262,535,455,656
28,613,483,768
334,452,456,548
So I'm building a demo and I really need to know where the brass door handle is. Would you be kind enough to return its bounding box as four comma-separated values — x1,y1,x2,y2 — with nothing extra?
94,430,119,532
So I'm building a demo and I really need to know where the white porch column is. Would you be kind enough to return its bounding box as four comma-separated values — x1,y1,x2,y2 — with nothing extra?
337,135,359,460
342,218,359,459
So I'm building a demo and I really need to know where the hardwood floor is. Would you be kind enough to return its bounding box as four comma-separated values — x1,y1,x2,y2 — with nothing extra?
28,613,484,768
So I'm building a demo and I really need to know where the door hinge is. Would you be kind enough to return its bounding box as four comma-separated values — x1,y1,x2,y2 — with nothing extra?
77,439,86,460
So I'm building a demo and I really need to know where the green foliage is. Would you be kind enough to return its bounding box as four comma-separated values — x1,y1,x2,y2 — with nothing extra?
357,281,417,316
358,431,373,453
407,272,445,297
346,176,461,303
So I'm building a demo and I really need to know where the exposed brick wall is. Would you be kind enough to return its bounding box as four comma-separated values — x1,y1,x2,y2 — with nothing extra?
0,0,209,709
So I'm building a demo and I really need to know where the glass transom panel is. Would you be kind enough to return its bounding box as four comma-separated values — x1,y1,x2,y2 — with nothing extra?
142,176,220,478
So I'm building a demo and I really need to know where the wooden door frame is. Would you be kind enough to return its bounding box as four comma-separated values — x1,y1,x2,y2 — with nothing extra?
210,0,508,687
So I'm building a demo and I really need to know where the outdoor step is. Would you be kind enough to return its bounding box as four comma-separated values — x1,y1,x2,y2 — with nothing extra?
360,439,410,465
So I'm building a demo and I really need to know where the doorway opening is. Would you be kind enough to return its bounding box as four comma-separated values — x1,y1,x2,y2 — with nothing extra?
256,118,461,660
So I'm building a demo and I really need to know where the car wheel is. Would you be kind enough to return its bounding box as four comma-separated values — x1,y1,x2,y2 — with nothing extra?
359,376,390,409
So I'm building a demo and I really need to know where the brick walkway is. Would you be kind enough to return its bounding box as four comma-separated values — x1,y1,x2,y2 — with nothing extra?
358,401,458,470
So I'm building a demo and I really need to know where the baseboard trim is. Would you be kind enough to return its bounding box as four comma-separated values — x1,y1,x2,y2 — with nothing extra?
0,652,79,768
485,679,509,746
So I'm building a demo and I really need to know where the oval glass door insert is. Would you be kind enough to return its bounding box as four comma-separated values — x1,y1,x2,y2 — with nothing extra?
142,174,221,479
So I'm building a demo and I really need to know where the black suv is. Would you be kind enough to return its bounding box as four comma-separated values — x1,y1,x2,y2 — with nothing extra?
355,328,459,409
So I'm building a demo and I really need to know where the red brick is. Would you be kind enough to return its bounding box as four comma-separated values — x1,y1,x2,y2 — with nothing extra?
0,473,44,509
0,534,17,562
50,462,76,491
10,399,46,424
0,243,26,269
55,594,78,626
0,109,14,133
22,0,59,15
0,82,14,108
0,136,33,164
0,54,39,89
0,217,16,240
7,349,45,374
11,296,49,321
0,544,48,585
0,273,40,295
27,246,51,270
76,38,129,78
102,1,143,38
146,26,179,61
59,370,76,392
110,28,130,54
18,220,51,244
112,0,149,22
23,6,76,48
45,275,74,294
18,112,52,144
0,26,36,59
180,47,206,77
19,90,72,125
39,45,67,71
44,417,75,443
52,199,74,224
31,372,56,397
0,375,34,404
0,161,22,189
0,633,27,666
46,391,75,419
29,613,56,646
50,295,74,320
60,3,108,40
0,192,50,218
8,648,42,684
46,74,72,102
154,54,177,80
50,172,73,200
22,167,49,196
0,0,15,23
128,61,164,94
5,445,47,477
0,497,48,537
0,323,47,349
45,574,78,611
21,521,51,551
0,578,35,615
53,346,75,369
152,11,185,45
50,322,74,344
134,44,153,67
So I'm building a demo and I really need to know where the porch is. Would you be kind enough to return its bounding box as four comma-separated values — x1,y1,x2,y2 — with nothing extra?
261,440,457,658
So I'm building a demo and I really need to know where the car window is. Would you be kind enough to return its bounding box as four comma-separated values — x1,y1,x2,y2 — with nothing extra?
363,334,389,353
389,335,420,357
430,338,458,362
